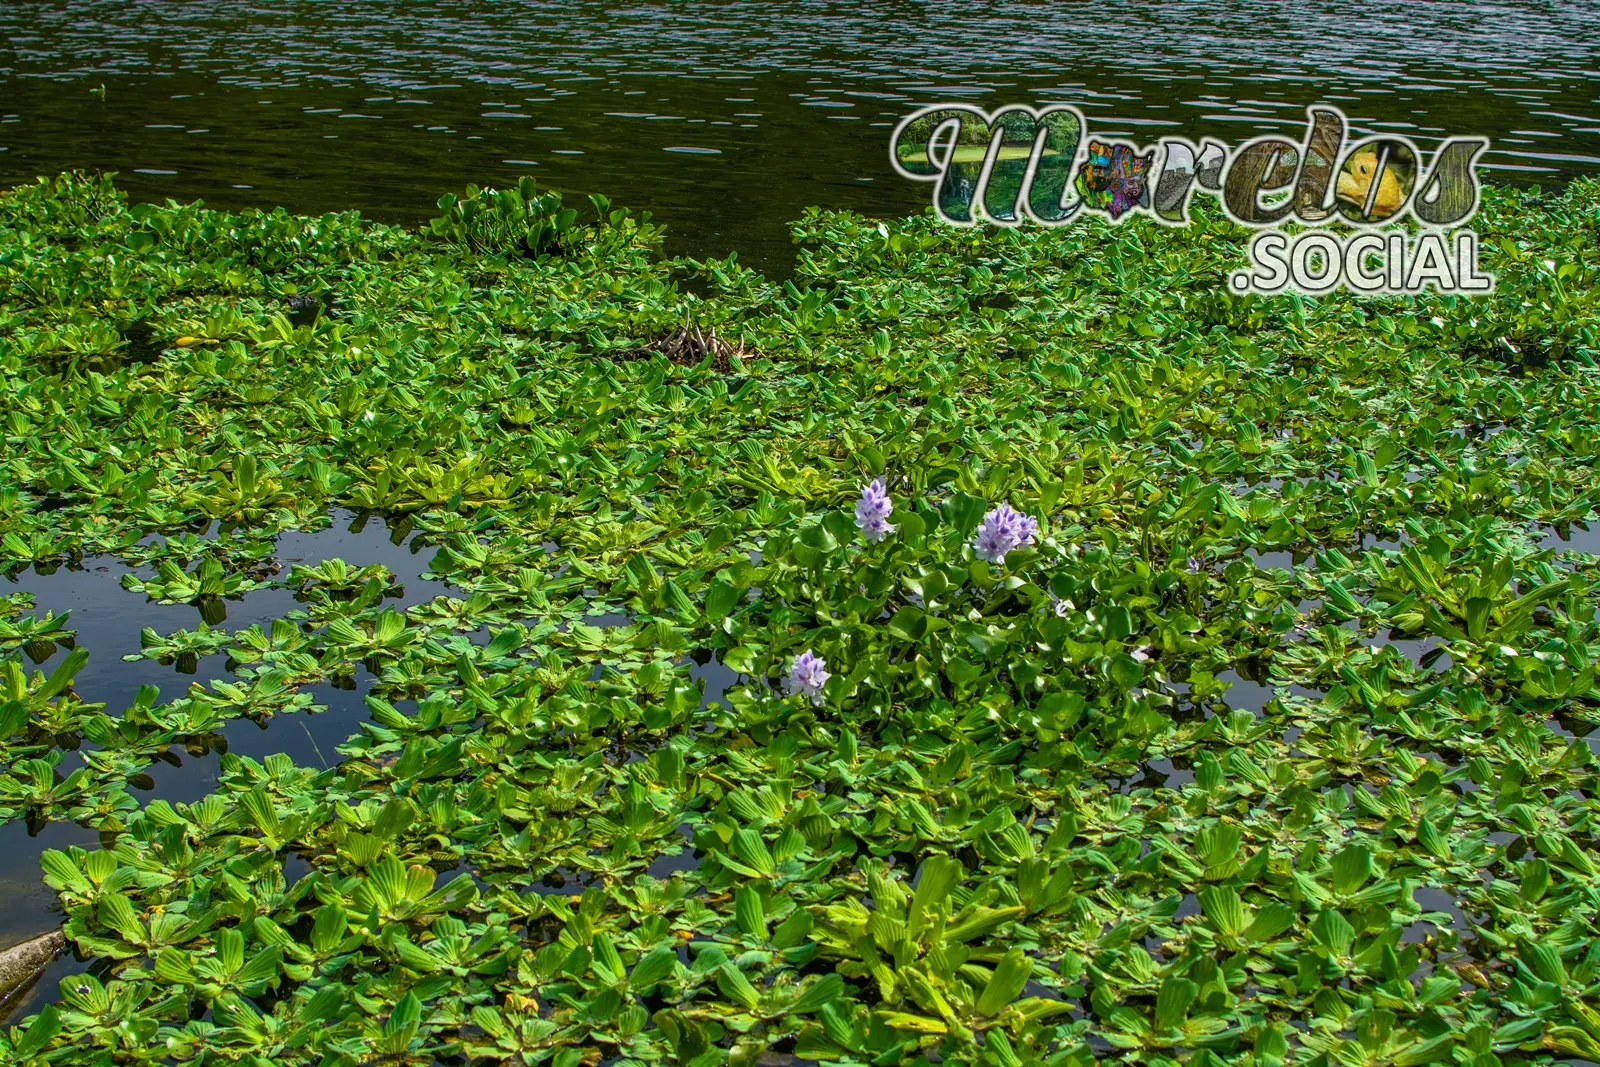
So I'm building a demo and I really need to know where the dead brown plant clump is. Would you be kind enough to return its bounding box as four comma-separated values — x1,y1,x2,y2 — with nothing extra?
618,316,748,373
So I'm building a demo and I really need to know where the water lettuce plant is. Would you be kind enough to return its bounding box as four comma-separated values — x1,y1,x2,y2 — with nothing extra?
0,169,1597,1065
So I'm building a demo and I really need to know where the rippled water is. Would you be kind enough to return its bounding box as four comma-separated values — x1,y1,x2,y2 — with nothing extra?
3,1,1599,266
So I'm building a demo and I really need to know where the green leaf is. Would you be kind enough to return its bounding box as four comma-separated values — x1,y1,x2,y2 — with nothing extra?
771,908,813,949
787,972,844,1016
1330,844,1372,894
12,1004,61,1058
735,885,768,941
1154,975,1198,1030
629,945,677,990
312,903,349,954
154,947,199,985
908,854,962,939
944,905,1023,944
887,605,928,642
39,850,92,895
36,647,89,700
373,796,417,841
717,962,762,1011
97,891,146,947
1107,652,1144,689
729,828,776,875
976,948,1031,1016
592,933,626,985
419,872,479,913
1520,940,1567,985
705,580,740,621
1243,902,1296,943
237,946,284,986
723,645,759,674
1200,886,1245,938
1464,596,1491,640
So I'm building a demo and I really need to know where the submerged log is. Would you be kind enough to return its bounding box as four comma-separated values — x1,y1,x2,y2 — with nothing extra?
0,930,65,1003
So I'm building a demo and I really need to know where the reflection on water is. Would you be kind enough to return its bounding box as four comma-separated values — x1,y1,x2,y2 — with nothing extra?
2,1,1599,267
0,510,449,971
5,510,446,716
685,647,739,711
1215,668,1275,715
0,820,102,945
1541,520,1600,555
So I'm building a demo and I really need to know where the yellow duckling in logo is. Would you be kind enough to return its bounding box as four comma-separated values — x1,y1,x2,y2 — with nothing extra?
1336,145,1407,219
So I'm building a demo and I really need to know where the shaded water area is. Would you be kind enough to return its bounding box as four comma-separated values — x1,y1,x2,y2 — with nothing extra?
0,503,753,1021
0,511,448,1019
0,514,750,1023
2,1,1600,269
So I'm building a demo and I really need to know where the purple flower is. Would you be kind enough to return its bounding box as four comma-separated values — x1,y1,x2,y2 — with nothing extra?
855,479,895,543
1049,593,1072,617
972,503,1038,564
787,650,830,706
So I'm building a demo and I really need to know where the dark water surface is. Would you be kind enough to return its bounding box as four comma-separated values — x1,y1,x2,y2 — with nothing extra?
0,511,446,999
3,1,1600,268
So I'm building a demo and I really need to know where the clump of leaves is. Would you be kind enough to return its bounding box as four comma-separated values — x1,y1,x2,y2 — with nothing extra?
428,178,663,262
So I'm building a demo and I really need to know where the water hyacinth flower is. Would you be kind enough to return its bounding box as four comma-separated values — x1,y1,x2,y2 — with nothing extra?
972,503,1038,564
855,479,895,543
787,650,830,706
1049,593,1072,617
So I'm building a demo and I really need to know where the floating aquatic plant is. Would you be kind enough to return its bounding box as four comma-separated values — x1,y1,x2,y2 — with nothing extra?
0,170,1596,1066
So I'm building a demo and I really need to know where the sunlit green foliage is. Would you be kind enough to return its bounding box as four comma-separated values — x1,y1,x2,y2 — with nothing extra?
0,170,1597,1065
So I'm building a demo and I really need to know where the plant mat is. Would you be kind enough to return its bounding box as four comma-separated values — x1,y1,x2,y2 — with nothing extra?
0,172,1597,1065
